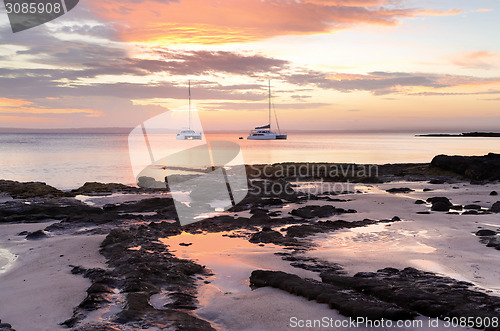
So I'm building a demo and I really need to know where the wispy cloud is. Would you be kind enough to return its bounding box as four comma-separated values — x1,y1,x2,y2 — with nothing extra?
285,70,500,95
409,90,500,97
0,97,102,117
447,51,500,70
200,101,330,112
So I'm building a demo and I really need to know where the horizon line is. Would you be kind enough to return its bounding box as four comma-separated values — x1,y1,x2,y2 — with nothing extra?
0,127,499,134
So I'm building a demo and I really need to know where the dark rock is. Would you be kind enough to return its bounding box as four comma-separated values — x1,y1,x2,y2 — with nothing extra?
250,228,284,244
0,180,67,199
79,292,113,310
249,209,271,222
423,188,433,192
25,230,48,240
64,223,215,330
165,292,198,310
431,202,451,212
415,200,426,205
320,267,500,326
0,322,13,330
490,201,500,213
354,272,377,278
0,199,104,223
285,218,400,238
249,227,301,246
462,210,479,215
386,188,414,194
490,191,498,196
71,182,141,196
179,243,192,247
250,207,268,215
137,176,167,189
280,254,344,274
103,197,175,213
290,205,356,219
87,283,115,294
464,204,482,210
427,197,453,212
247,179,298,202
486,239,500,248
429,179,446,184
260,198,284,206
250,270,416,321
476,229,497,236
182,213,297,233
426,197,453,206
430,153,500,181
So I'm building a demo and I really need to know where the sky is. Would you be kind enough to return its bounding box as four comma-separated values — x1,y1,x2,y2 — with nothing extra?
0,0,499,132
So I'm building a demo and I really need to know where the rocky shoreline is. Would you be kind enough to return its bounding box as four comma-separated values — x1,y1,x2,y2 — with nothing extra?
1,156,500,330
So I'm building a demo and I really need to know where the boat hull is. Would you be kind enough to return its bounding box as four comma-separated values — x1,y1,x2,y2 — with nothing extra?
176,133,202,140
247,135,276,140
247,132,287,140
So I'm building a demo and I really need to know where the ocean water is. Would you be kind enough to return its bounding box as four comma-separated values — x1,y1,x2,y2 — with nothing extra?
0,132,498,190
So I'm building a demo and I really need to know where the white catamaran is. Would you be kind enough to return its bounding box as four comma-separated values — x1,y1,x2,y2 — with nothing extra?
247,81,287,140
176,81,202,140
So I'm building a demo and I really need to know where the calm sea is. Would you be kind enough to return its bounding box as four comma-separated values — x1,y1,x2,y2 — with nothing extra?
0,132,498,190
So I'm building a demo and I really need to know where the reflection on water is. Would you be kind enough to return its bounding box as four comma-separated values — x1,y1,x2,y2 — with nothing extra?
0,132,499,189
161,232,284,293
161,231,320,294
314,223,436,254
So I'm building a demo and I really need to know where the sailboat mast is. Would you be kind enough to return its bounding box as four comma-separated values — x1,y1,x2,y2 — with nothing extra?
268,80,271,129
188,80,191,130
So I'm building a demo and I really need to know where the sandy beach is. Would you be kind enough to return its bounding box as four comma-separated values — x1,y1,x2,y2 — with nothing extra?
0,221,107,331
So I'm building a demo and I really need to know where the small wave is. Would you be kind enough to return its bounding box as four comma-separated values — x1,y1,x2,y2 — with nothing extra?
0,248,17,274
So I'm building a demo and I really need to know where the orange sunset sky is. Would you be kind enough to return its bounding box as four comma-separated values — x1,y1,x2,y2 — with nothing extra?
0,0,499,131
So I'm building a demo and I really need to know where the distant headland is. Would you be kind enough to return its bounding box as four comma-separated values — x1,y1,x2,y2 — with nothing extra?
417,132,500,137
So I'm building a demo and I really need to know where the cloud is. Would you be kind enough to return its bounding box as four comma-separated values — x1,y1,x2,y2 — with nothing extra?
0,97,102,117
86,0,462,44
69,50,288,78
291,95,313,100
286,70,443,93
0,115,61,125
285,70,500,95
153,50,288,75
199,101,330,111
0,95,174,127
409,90,500,97
0,45,288,102
447,51,500,70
